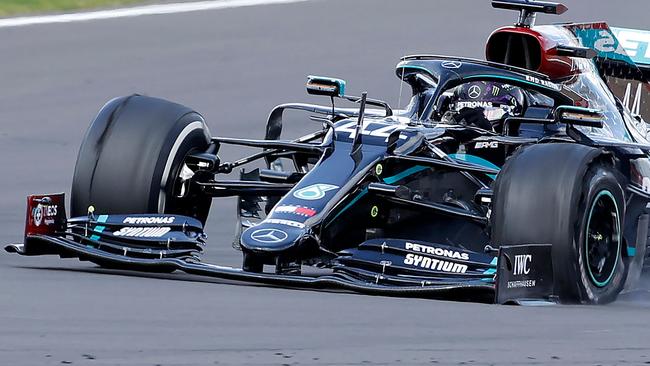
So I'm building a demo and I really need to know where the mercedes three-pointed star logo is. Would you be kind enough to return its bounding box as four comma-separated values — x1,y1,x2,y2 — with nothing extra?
250,228,289,243
441,61,462,69
468,85,482,99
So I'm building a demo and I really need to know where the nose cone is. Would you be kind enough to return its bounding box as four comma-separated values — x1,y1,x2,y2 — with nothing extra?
240,222,303,253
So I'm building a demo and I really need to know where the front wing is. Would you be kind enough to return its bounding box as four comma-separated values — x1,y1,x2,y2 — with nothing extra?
5,193,561,304
5,231,557,304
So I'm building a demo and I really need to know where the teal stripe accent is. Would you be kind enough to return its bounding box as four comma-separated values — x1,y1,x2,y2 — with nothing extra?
449,153,500,180
308,75,347,96
581,28,637,66
627,246,637,257
329,188,368,223
327,165,429,226
482,268,496,275
585,190,621,287
482,257,498,276
90,225,105,241
382,165,428,184
611,28,650,66
97,215,108,223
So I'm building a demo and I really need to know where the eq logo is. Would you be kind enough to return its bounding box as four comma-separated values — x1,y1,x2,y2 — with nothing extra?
293,184,339,200
250,228,288,244
612,28,650,59
513,254,532,276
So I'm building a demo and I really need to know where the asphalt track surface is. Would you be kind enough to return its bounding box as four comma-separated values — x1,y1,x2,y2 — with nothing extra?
2,1,650,365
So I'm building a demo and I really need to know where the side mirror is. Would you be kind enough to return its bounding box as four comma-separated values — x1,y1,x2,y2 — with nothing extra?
306,75,346,98
555,106,605,128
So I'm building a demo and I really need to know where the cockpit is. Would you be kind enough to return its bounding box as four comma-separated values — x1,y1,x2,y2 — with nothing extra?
395,56,639,143
438,80,555,136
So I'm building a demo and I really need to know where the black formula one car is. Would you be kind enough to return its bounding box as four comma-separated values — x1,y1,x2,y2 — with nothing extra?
7,0,650,304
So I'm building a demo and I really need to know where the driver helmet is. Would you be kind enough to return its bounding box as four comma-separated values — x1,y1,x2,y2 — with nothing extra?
450,81,526,124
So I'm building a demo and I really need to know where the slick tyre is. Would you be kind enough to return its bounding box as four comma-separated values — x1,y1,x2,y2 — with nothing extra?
492,143,626,304
71,95,212,224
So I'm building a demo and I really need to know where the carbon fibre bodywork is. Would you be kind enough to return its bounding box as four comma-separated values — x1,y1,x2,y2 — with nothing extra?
6,0,650,304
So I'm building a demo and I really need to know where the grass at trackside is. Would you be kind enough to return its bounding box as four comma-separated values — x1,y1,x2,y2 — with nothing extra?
0,0,147,17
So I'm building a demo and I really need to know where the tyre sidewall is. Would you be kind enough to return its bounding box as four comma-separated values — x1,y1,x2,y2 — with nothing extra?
153,117,211,219
72,96,211,222
572,166,626,304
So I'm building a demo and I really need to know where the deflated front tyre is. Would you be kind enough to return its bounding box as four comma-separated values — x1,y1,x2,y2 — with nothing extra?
71,95,212,224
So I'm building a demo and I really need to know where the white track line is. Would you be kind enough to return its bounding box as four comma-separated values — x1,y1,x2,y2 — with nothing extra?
0,0,311,28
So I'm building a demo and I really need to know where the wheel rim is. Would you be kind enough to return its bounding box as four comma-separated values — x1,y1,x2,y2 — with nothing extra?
584,190,621,288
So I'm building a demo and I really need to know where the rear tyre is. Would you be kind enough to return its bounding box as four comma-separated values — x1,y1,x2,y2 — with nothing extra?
71,95,212,223
492,143,626,304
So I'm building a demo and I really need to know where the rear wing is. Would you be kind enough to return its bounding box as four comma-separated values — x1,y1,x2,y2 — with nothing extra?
571,25,649,121
606,28,650,121
610,27,650,77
